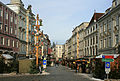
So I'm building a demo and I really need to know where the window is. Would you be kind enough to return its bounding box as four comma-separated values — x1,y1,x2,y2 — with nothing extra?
15,18,17,24
6,12,8,19
96,35,98,44
13,40,15,47
11,16,13,22
10,27,13,34
91,38,92,45
85,40,87,47
6,38,9,46
104,39,106,48
8,39,10,46
15,27,17,35
0,8,3,17
115,0,117,6
5,12,8,19
17,42,18,48
87,48,89,56
101,40,103,48
96,46,97,55
93,36,95,44
90,47,92,56
109,37,112,47
1,37,4,45
0,23,2,30
99,26,101,33
88,39,89,46
103,22,105,32
85,48,86,56
88,30,89,34
5,25,8,32
96,24,97,29
116,35,119,44
93,47,94,56
91,28,92,32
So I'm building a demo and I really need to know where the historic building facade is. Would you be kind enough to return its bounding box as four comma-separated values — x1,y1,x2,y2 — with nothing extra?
72,28,77,59
62,0,120,60
0,1,19,57
55,45,63,61
72,22,89,59
77,22,89,58
98,0,120,54
7,0,35,58
63,40,69,60
84,13,104,57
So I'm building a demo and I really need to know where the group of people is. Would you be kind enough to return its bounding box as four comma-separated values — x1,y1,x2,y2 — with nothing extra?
76,62,87,73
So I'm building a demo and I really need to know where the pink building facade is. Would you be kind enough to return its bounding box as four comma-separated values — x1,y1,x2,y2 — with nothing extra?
0,1,19,57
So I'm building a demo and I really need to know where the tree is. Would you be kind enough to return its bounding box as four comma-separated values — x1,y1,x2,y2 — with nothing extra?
109,58,120,79
93,59,105,80
29,60,39,74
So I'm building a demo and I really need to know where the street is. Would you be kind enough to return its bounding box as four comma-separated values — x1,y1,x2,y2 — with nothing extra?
0,65,97,81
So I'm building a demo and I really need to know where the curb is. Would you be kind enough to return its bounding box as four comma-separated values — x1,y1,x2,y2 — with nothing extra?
0,72,50,77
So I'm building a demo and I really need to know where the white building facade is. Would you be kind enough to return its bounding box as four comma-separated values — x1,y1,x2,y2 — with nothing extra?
55,45,63,61
98,0,120,54
84,13,104,57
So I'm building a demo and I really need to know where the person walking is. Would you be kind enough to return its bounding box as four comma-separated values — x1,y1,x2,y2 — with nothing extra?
39,61,42,74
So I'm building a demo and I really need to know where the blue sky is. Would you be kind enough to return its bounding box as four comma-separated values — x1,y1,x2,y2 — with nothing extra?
1,0,113,44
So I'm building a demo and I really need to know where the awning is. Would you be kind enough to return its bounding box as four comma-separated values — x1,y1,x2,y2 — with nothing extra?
2,54,14,59
96,54,120,59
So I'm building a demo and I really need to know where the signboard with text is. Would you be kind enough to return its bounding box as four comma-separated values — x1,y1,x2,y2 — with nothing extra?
102,55,114,59
102,59,114,62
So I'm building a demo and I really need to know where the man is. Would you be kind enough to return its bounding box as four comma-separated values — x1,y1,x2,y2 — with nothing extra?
39,61,42,74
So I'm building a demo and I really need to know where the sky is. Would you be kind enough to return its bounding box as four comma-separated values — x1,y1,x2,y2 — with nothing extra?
1,0,113,44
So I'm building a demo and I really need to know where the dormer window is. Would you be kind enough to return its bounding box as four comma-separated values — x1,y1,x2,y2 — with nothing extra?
112,0,118,8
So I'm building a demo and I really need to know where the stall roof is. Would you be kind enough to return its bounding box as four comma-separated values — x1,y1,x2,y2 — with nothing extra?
96,54,120,59
2,54,14,59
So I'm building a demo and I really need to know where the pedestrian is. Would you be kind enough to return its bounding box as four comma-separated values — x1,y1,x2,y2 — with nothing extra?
39,62,42,74
76,63,78,73
55,61,58,67
77,65,79,73
82,62,86,73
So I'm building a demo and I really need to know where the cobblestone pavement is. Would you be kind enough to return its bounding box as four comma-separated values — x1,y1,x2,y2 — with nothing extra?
0,65,97,81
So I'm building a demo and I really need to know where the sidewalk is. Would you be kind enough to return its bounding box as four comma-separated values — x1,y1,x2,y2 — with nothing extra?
0,71,50,77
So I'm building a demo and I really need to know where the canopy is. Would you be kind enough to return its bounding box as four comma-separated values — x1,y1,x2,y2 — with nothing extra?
2,54,14,59
96,54,120,59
